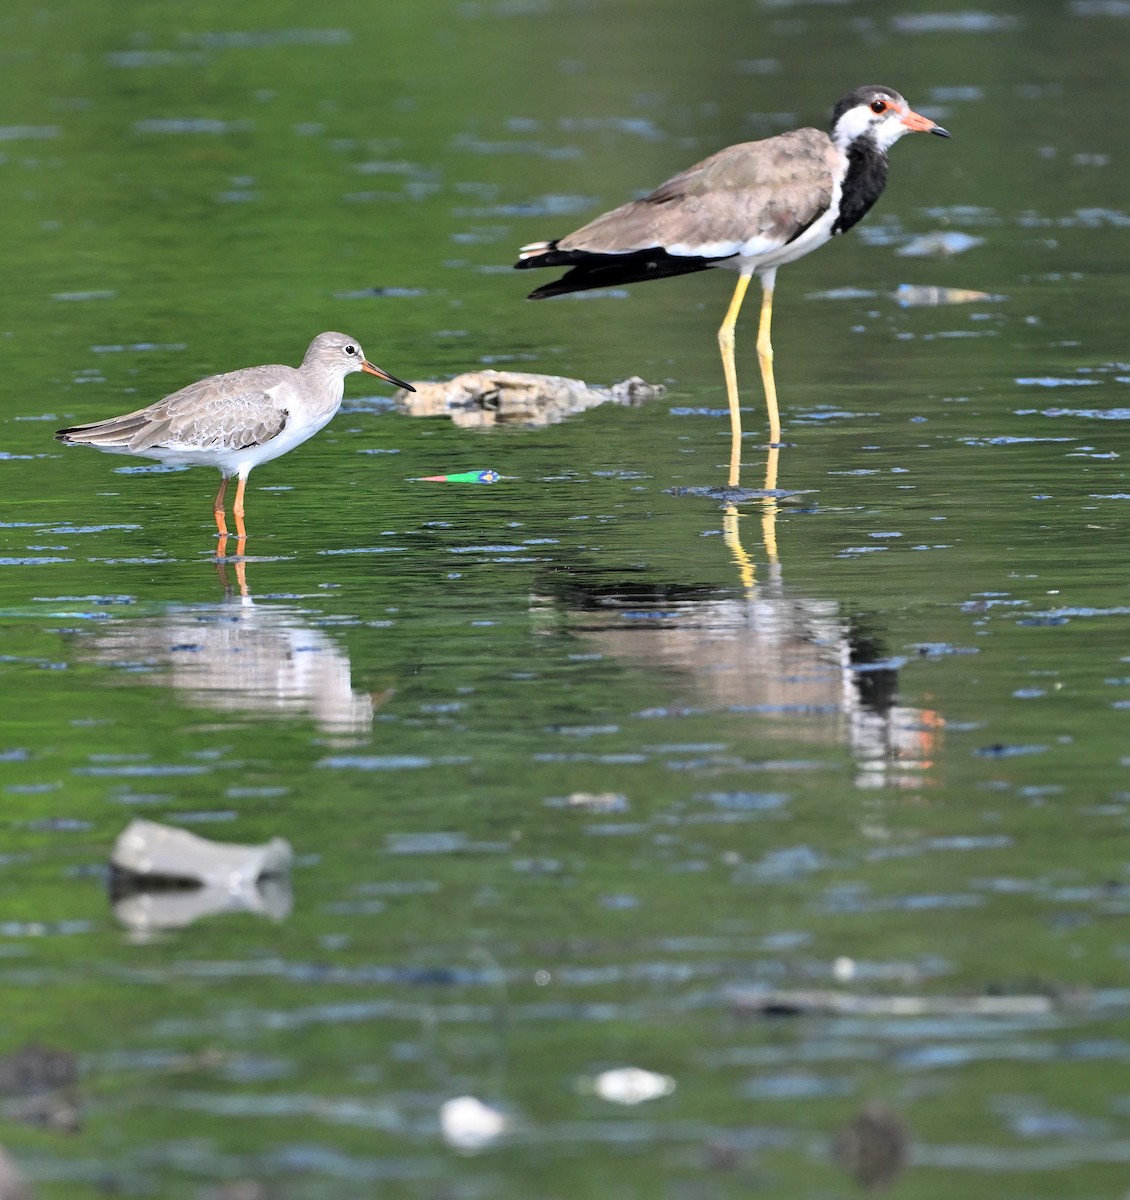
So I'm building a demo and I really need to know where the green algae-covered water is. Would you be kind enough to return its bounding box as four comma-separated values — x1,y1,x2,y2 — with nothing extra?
3,1,1130,1196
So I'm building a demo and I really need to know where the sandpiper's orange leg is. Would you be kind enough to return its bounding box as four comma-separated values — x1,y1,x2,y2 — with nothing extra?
718,270,753,488
755,268,782,449
233,475,248,542
213,476,230,539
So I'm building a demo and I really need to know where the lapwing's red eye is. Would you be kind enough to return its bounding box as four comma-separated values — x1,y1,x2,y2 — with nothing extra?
870,99,887,114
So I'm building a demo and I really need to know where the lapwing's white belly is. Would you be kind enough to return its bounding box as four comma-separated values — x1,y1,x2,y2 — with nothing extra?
669,163,846,276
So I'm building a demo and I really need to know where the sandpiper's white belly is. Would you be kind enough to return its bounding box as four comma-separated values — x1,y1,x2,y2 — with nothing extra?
102,391,341,477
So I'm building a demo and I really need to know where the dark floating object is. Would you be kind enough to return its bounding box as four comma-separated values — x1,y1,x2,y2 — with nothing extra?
666,483,804,506
0,1042,81,1136
728,987,1054,1018
394,370,663,428
833,1104,910,1193
0,1044,77,1097
974,743,1047,758
109,819,293,932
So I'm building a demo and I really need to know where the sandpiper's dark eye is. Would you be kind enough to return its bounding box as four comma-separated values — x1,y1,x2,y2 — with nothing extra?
345,344,357,355
870,98,888,114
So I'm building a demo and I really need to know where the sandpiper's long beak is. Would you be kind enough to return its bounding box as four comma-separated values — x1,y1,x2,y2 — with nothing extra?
902,107,951,138
362,360,416,392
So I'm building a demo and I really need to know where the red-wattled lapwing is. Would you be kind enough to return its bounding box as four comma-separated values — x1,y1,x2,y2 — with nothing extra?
56,331,414,545
515,85,950,485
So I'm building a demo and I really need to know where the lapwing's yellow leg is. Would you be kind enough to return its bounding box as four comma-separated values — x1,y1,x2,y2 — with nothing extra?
718,270,753,488
722,442,781,590
756,268,782,448
761,444,779,565
722,505,755,590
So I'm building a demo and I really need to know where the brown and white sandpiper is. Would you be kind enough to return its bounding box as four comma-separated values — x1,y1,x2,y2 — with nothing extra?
56,331,413,546
515,85,950,484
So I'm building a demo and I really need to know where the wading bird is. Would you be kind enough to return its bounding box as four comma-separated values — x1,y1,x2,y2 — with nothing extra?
56,331,413,546
516,85,950,485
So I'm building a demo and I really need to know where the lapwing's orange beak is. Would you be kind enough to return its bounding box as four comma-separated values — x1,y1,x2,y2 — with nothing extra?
362,360,415,392
902,107,951,138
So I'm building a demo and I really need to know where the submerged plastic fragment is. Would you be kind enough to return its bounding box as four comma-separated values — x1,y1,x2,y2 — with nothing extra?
439,1095,509,1151
894,283,994,306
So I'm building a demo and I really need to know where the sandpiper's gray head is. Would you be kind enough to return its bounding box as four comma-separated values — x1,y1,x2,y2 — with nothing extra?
304,331,415,391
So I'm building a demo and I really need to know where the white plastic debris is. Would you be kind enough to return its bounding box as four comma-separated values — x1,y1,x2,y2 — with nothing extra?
109,819,294,932
566,791,629,812
833,955,857,982
439,1095,508,1151
111,819,293,890
590,1067,676,1106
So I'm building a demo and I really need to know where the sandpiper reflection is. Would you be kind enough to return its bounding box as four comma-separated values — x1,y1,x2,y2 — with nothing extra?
79,566,378,738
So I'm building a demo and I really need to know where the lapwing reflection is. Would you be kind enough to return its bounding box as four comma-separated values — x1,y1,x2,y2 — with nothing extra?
538,447,941,788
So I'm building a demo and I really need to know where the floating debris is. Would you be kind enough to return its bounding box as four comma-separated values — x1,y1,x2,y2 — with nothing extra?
566,791,629,812
111,818,293,887
416,469,501,483
0,1042,80,1134
586,1066,676,1105
728,988,1055,1017
0,1043,77,1096
894,283,994,306
895,231,985,257
666,483,804,505
109,819,293,932
439,1095,509,1151
833,1104,910,1193
395,371,664,428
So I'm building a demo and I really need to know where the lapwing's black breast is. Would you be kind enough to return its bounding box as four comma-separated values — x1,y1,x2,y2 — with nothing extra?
832,141,889,236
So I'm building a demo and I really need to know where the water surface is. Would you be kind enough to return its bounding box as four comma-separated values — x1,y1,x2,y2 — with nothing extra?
3,1,1130,1196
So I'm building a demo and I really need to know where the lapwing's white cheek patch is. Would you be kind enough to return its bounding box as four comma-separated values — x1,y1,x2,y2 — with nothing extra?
833,104,879,146
873,112,914,152
833,102,911,152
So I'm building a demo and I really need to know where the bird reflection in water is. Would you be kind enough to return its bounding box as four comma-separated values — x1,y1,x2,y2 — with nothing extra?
543,447,942,789
79,559,380,740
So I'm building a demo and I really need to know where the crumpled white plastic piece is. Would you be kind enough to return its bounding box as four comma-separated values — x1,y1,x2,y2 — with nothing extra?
439,1095,508,1151
592,1067,676,1106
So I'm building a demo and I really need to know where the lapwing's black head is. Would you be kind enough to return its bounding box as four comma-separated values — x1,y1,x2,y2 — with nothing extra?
830,85,951,153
